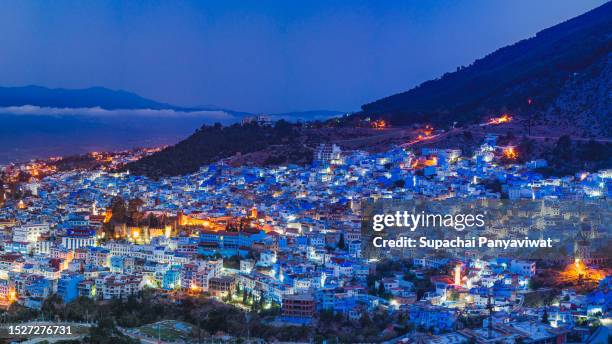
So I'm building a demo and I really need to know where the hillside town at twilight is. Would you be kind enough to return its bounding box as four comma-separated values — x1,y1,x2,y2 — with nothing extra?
0,130,610,343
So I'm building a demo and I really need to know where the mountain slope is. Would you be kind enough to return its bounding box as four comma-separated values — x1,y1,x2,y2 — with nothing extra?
540,52,611,137
0,85,191,111
124,121,303,177
360,1,612,136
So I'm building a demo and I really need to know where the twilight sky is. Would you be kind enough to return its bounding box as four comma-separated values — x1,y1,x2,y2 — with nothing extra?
0,0,607,113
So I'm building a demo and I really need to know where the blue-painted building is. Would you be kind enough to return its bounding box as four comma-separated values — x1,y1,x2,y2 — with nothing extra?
57,274,85,303
162,267,181,290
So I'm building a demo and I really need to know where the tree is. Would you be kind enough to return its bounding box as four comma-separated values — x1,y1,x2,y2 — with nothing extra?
145,213,160,228
360,313,373,327
127,198,145,225
482,179,503,195
338,233,347,250
127,198,144,213
463,130,473,141
377,282,386,296
110,196,127,224
403,271,416,282
542,308,549,324
517,138,535,162
553,135,573,162
41,294,65,321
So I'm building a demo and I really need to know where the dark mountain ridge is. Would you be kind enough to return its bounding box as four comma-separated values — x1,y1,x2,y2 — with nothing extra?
124,121,304,177
360,1,612,136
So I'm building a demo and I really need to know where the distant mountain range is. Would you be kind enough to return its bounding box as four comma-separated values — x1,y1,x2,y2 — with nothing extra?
0,85,192,111
0,85,345,121
360,1,611,137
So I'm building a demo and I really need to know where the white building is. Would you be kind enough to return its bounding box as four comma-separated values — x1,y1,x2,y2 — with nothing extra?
315,144,343,165
61,235,97,250
12,224,49,243
509,260,536,277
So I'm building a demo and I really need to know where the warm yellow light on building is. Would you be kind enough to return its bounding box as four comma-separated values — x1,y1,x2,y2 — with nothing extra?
8,289,17,303
502,147,518,160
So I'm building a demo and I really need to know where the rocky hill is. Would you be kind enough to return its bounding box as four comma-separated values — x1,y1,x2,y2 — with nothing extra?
359,2,612,138
123,121,304,177
540,52,611,138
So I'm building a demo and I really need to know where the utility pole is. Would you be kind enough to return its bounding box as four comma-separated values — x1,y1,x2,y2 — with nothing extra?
486,291,494,339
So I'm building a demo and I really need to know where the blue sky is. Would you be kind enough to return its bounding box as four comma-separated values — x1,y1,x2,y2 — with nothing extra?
0,0,607,113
